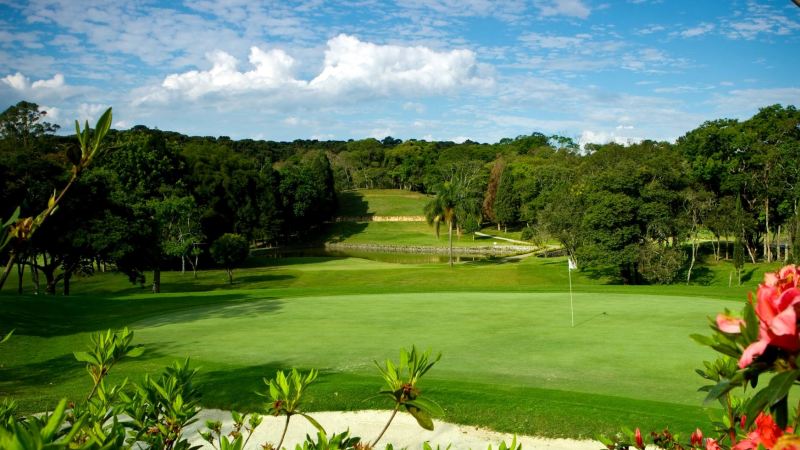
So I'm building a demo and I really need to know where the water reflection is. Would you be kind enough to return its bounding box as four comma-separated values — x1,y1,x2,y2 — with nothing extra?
253,247,486,264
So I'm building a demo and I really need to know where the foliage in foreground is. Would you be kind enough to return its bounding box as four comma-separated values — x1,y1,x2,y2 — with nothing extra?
601,264,800,450
0,328,519,450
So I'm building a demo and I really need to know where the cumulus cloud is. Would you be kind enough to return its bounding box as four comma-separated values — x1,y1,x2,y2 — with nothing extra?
534,0,591,19
148,34,492,105
2,72,66,92
308,34,491,97
162,47,302,98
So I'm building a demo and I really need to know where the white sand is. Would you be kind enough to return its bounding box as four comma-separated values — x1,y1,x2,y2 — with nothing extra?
185,409,602,450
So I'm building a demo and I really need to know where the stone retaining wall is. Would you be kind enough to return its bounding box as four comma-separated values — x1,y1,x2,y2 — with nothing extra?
324,242,535,255
333,215,426,222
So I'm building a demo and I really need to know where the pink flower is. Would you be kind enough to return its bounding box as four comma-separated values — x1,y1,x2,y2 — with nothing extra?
691,428,704,447
717,314,745,333
705,437,722,450
738,265,800,368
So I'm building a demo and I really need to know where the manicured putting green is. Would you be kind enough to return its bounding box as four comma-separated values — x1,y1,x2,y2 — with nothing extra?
0,286,723,438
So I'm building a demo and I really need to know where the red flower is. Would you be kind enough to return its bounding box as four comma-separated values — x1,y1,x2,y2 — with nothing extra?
741,415,747,430
691,428,704,447
733,412,787,449
635,428,644,449
739,265,800,368
705,438,722,450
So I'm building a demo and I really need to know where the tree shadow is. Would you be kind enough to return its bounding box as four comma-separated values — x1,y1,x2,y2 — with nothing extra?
687,266,715,286
319,222,370,244
0,344,172,396
336,191,370,217
196,362,338,412
161,274,295,292
0,293,284,337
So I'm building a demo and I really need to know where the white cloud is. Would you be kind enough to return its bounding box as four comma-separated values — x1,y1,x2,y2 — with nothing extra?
403,102,426,113
636,24,665,35
534,0,591,19
723,3,800,40
519,32,589,49
2,72,29,90
579,130,642,148
2,72,67,92
679,23,715,38
309,34,491,96
162,47,302,98
712,88,800,114
31,73,65,89
40,105,60,120
76,103,108,123
147,34,492,105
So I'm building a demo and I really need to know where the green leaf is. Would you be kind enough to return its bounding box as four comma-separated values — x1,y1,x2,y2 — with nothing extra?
2,207,20,228
74,120,84,147
405,398,444,417
405,405,434,431
704,379,736,404
41,398,67,441
126,346,145,358
0,329,13,344
299,413,326,435
93,107,112,149
690,334,715,347
73,351,99,365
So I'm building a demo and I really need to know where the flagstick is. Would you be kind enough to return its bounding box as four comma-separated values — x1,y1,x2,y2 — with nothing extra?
568,259,574,327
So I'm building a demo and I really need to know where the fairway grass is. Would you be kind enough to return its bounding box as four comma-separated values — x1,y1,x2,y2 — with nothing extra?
0,256,781,439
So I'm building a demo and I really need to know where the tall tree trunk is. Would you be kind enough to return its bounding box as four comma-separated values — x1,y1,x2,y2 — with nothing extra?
44,269,56,295
181,255,186,274
16,256,25,294
31,262,39,295
227,267,233,284
0,250,18,291
777,225,782,261
687,236,697,285
745,241,757,264
765,198,772,262
152,265,161,294
63,271,71,296
448,220,453,268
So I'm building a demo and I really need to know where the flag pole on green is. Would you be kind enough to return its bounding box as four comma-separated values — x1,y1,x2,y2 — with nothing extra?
568,257,577,327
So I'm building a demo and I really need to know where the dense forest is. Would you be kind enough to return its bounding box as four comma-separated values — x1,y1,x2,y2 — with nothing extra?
1,101,798,291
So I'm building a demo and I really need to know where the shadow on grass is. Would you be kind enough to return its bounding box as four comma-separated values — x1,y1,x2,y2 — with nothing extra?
197,362,339,412
161,274,295,292
337,191,370,217
0,293,285,338
320,222,370,244
0,344,172,396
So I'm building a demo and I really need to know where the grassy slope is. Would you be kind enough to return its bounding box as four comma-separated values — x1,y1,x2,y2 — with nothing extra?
0,255,782,439
330,189,537,248
337,189,431,217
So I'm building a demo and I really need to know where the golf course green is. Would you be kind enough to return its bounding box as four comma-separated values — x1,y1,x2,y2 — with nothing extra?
0,252,777,439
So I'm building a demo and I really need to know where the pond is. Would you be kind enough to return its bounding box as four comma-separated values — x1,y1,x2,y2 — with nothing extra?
251,247,489,264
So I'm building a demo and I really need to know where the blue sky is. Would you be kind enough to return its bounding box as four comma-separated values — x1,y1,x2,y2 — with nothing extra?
1,0,798,145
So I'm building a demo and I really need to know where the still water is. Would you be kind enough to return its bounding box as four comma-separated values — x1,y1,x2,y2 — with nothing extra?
252,247,488,264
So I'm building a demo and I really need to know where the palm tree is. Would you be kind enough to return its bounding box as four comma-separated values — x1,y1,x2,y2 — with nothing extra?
425,181,459,267
425,166,483,267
